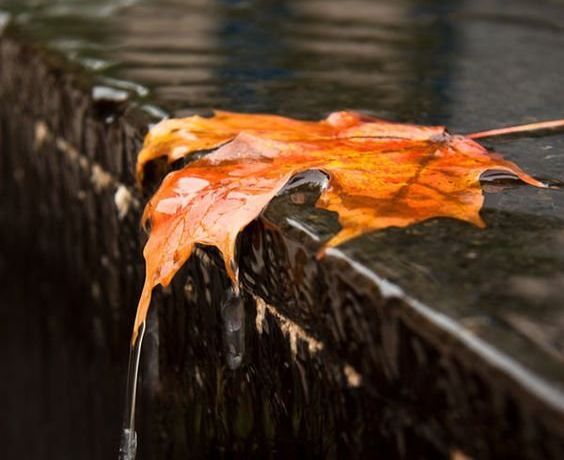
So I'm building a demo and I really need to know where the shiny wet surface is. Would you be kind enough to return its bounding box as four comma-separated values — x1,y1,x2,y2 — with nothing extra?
0,0,564,457
4,0,559,385
0,0,561,125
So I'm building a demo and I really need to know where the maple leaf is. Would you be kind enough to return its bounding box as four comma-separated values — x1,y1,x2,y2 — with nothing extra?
132,110,558,340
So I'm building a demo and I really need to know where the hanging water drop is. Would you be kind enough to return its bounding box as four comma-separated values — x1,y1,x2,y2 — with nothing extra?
221,288,245,370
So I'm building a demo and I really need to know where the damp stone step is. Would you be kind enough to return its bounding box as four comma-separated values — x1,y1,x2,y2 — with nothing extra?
1,2,564,459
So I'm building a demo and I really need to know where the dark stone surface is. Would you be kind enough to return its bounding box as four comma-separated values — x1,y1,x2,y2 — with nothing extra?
0,0,563,458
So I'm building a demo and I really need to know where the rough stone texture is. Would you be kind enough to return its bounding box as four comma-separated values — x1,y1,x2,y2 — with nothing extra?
0,37,147,459
1,0,564,458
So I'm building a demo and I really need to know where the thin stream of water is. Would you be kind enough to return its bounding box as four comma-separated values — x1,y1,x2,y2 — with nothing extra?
118,320,146,460
117,286,246,458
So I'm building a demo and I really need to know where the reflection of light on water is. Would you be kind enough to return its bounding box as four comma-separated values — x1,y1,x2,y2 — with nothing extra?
29,0,141,19
221,287,246,370
119,428,137,460
0,10,10,34
286,217,321,242
326,246,564,413
119,321,146,460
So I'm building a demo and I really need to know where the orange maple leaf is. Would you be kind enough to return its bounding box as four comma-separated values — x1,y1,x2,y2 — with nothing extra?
132,110,559,340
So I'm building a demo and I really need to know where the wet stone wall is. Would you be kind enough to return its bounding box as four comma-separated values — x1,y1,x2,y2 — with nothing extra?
0,37,146,459
1,37,563,459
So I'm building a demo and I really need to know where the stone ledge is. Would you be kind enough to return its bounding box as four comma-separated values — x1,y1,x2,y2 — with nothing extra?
1,31,563,459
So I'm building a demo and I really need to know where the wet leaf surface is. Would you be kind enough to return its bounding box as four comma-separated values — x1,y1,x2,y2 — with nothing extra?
133,110,545,337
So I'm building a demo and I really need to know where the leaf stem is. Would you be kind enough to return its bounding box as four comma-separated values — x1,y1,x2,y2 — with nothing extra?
467,119,564,140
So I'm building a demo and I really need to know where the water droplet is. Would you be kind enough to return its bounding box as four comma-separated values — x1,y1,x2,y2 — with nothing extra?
221,289,245,370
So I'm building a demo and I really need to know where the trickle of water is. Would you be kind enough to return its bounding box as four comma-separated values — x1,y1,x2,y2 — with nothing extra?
118,321,146,460
221,289,245,370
